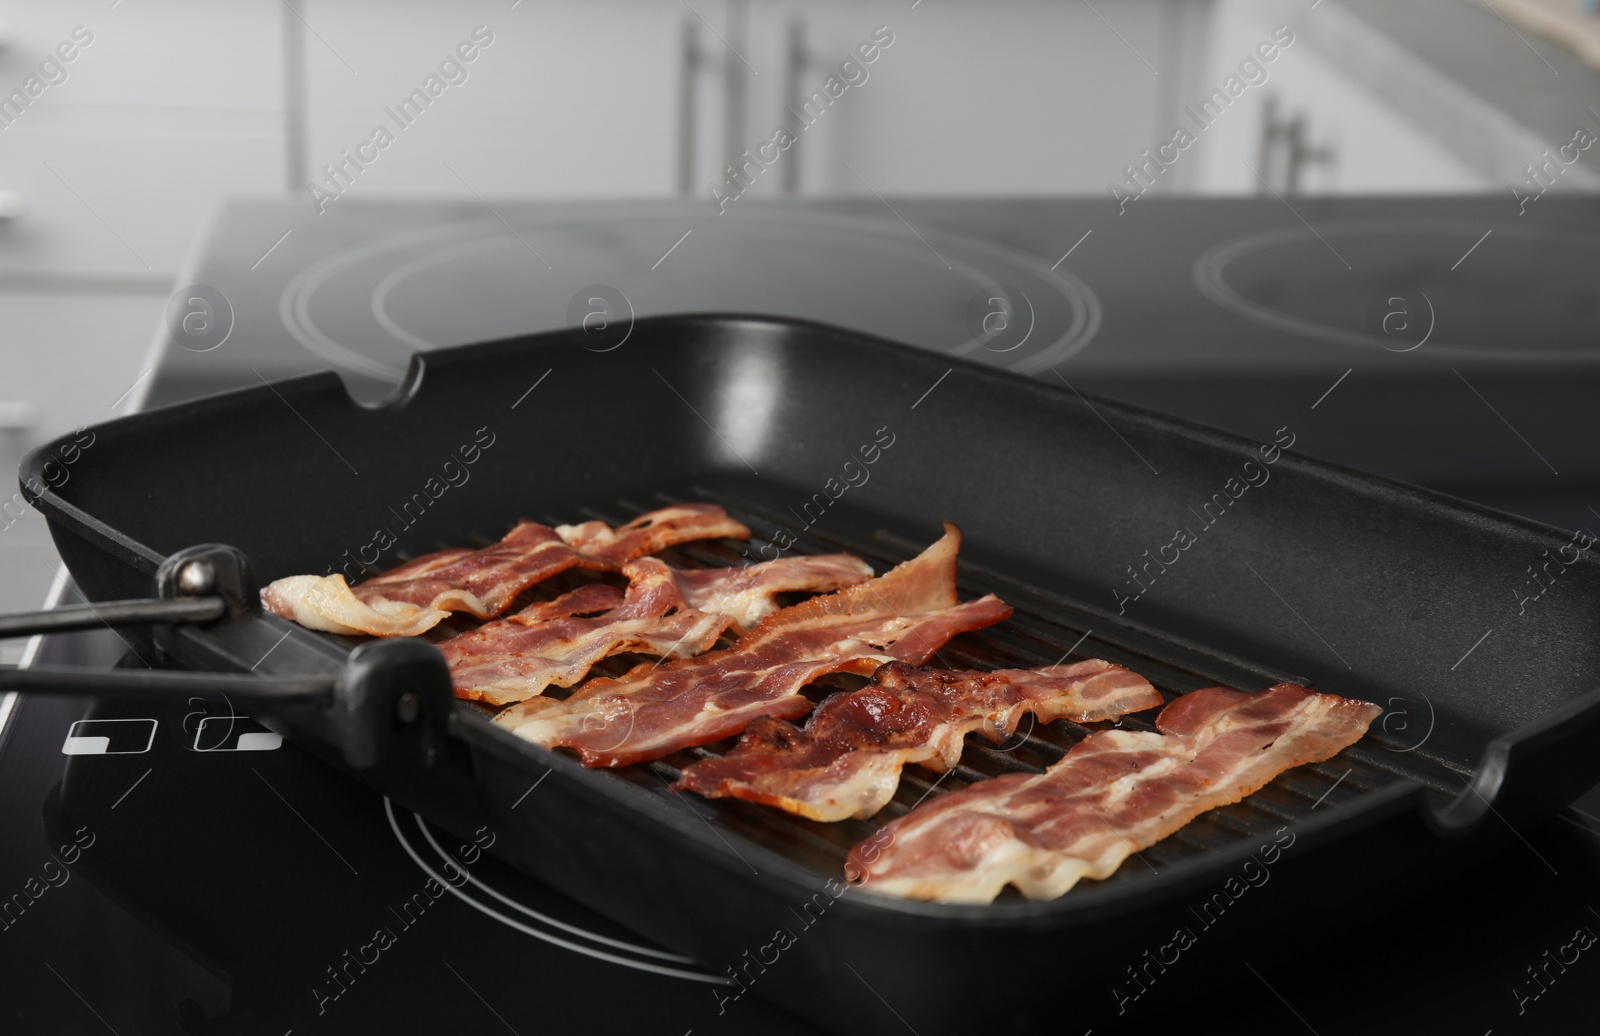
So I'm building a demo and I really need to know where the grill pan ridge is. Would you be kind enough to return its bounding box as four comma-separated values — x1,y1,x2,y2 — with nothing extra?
18,314,1600,1034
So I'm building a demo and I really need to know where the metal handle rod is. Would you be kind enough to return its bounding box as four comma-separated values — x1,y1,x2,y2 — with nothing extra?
0,665,336,700
783,18,807,196
722,0,749,188
677,16,699,195
0,596,228,640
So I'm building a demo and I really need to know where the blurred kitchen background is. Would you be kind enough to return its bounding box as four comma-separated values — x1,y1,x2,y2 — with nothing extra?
3,0,1599,655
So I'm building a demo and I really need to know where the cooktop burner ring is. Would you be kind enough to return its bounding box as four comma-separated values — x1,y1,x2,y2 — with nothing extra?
278,207,1102,381
383,798,723,984
1193,219,1600,362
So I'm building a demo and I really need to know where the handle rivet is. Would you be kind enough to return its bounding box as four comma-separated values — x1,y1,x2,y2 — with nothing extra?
176,559,216,596
396,692,420,725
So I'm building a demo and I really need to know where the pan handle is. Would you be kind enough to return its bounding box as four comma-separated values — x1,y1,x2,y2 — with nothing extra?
0,549,241,641
0,664,336,701
0,596,227,640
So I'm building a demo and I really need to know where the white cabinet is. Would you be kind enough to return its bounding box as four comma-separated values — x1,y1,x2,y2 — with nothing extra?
0,290,165,623
0,0,285,276
0,4,283,619
295,0,1196,204
0,124,284,276
1185,0,1493,193
0,0,282,111
298,0,687,201
727,0,1195,199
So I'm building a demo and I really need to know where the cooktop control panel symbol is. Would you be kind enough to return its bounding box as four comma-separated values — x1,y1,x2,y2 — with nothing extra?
193,715,283,752
61,717,158,755
164,692,282,752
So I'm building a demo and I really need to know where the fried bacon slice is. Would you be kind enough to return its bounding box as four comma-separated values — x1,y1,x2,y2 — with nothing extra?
555,506,749,568
260,504,750,638
441,561,729,707
493,523,1013,767
675,659,1162,821
263,522,573,637
674,553,873,633
845,683,1381,904
442,553,874,706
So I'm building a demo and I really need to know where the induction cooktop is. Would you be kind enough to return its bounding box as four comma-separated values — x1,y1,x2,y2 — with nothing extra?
7,194,1600,1034
149,195,1600,530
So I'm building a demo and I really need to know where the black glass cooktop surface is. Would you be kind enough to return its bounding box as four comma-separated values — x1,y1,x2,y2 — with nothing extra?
5,621,1600,1034
7,195,1600,1034
147,195,1600,531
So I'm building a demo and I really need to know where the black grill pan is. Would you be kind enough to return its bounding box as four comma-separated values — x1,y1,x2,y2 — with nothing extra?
18,315,1600,1034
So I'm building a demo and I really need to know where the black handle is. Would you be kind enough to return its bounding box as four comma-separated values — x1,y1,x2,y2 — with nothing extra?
0,596,227,640
0,664,335,701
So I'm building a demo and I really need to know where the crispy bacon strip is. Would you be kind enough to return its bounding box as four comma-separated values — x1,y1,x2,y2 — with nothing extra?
846,683,1381,904
675,659,1162,821
493,523,1012,767
441,561,730,707
261,504,750,638
674,553,873,633
556,505,750,568
443,554,874,705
